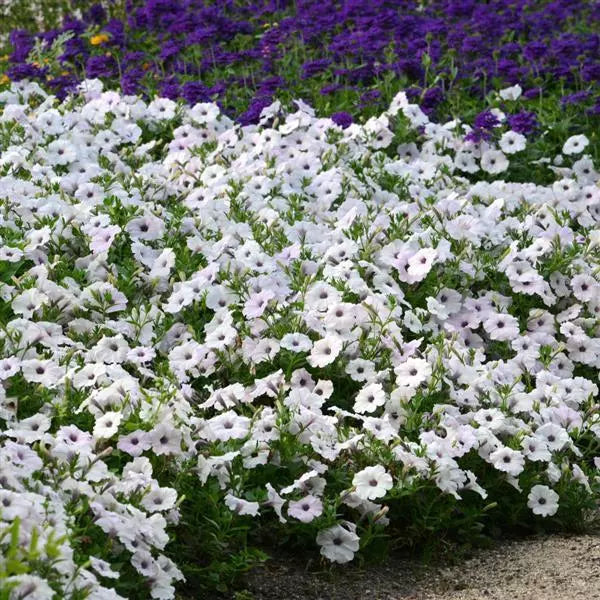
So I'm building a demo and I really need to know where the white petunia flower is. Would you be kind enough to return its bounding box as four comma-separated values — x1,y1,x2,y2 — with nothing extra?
499,84,522,100
405,248,437,282
499,131,526,154
148,97,177,120
527,484,559,517
224,493,260,516
5,575,55,600
483,313,520,341
288,495,323,523
142,486,178,512
394,357,432,388
352,465,393,500
11,288,49,319
307,335,343,368
280,332,313,353
90,557,120,579
480,149,509,174
562,134,589,155
352,382,385,413
93,411,122,439
489,447,525,477
316,523,360,563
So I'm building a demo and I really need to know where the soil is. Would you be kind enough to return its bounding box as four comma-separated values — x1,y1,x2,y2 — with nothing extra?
226,533,600,600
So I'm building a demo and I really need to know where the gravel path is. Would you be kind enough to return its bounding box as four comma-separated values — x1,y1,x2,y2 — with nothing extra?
236,534,600,600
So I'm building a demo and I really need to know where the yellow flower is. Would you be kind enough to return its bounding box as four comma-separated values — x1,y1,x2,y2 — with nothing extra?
90,33,110,46
0,55,9,62
0,74,10,85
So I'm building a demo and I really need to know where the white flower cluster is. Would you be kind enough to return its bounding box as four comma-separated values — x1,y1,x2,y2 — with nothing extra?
0,79,598,595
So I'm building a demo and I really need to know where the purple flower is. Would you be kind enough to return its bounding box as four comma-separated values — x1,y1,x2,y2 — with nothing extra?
160,77,180,100
394,59,423,80
60,36,88,62
257,76,284,95
582,63,600,82
181,81,211,104
159,40,182,61
46,74,78,100
523,87,542,99
207,81,227,96
587,101,600,116
474,110,500,131
462,36,484,54
7,63,48,80
302,59,331,79
465,128,491,144
104,19,125,47
239,95,273,126
9,30,34,63
186,27,217,45
62,18,86,35
123,51,146,62
331,111,353,128
359,89,382,108
523,41,547,61
422,86,444,110
508,111,539,136
561,91,591,105
405,87,422,101
121,66,145,95
319,83,341,95
84,3,107,26
86,55,116,78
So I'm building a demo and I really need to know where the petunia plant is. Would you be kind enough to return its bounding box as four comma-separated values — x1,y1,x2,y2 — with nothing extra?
0,78,598,599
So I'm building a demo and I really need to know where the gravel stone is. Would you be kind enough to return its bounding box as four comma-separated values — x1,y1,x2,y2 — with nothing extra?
227,534,600,600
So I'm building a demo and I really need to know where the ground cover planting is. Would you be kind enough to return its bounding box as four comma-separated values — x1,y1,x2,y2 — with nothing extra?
0,2,599,600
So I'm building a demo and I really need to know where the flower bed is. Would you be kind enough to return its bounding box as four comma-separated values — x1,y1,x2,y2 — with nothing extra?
0,78,598,598
2,0,600,131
